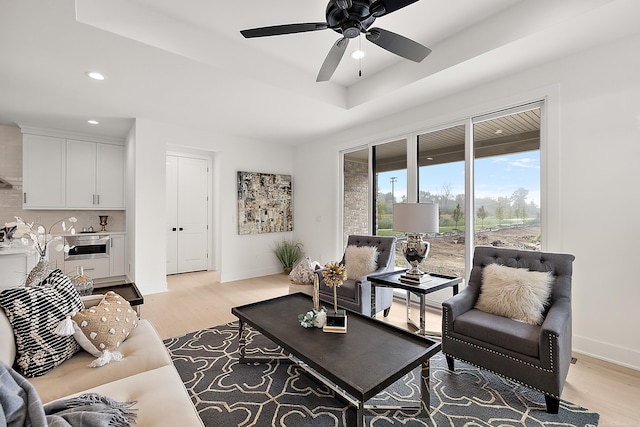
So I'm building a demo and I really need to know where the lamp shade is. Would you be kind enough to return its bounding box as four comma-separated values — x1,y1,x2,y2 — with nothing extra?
393,203,439,233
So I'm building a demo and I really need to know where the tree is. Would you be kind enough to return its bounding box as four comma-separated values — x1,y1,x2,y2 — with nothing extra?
514,206,525,224
476,205,488,228
441,183,453,208
452,203,463,230
520,205,528,224
376,199,389,216
495,202,505,225
510,187,529,207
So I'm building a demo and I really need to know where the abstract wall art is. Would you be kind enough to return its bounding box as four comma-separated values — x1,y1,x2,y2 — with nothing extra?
237,171,293,235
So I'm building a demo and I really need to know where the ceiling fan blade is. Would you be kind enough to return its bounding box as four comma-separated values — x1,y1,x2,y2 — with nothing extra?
370,0,419,17
316,38,350,82
366,27,431,62
241,23,329,38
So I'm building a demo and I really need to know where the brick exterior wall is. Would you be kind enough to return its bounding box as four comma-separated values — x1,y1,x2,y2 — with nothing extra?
342,158,369,246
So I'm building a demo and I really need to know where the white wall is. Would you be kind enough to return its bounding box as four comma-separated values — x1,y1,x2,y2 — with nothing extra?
129,119,294,294
293,34,640,370
125,122,136,285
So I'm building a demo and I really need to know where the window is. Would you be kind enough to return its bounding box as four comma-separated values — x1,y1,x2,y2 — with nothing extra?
473,105,542,252
341,101,544,283
373,139,407,240
418,125,466,278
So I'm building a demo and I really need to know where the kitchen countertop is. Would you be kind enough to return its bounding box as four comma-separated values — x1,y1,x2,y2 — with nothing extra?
0,231,126,256
53,231,126,237
0,245,33,256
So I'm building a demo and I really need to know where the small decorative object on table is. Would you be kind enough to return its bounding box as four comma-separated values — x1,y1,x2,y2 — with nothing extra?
5,216,77,286
298,308,326,328
70,265,94,296
297,273,327,329
99,215,108,232
321,261,348,333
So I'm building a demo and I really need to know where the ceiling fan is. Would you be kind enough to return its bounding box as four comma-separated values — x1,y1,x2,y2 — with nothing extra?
240,0,431,82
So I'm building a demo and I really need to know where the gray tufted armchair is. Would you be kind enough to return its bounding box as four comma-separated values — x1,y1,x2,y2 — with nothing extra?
316,235,397,317
442,246,575,414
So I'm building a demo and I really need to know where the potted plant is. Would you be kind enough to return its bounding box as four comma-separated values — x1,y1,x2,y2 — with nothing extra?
273,240,304,274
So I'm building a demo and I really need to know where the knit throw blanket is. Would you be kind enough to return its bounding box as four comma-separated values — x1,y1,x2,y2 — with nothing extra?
0,361,137,427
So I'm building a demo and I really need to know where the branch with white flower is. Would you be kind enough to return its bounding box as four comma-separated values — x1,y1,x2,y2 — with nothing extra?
4,216,77,258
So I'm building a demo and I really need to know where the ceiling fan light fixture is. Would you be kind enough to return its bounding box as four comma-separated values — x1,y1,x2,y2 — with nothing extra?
351,50,366,59
86,71,106,81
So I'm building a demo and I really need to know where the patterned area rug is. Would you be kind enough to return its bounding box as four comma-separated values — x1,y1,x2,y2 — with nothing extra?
164,322,599,427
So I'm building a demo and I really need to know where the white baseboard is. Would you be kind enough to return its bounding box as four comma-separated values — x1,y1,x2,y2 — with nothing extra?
573,334,640,372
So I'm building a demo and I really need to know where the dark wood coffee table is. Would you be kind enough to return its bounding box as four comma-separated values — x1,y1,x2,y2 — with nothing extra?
232,293,440,427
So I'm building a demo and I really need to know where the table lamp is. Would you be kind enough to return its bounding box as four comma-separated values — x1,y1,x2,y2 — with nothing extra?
393,203,439,283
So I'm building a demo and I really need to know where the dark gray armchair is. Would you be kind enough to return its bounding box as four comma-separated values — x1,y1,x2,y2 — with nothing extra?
442,246,575,414
316,235,397,317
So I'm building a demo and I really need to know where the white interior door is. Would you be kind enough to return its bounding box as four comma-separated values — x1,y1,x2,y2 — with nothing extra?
166,154,209,275
176,157,208,272
166,156,179,274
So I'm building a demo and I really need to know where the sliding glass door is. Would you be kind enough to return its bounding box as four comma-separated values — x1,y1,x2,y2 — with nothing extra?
473,104,542,251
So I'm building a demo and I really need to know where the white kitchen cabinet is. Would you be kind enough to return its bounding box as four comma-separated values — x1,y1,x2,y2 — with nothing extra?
96,143,125,209
65,258,110,279
66,140,124,209
66,140,96,208
0,250,37,290
22,135,66,208
109,234,126,277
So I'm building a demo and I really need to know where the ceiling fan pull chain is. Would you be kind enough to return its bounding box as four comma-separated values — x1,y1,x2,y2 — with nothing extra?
358,34,363,77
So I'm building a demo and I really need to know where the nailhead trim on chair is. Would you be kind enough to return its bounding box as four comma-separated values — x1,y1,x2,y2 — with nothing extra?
443,305,558,400
442,306,556,373
442,351,560,399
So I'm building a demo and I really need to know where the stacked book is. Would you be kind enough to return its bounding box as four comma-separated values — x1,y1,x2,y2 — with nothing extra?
323,317,347,333
399,274,432,285
323,310,347,333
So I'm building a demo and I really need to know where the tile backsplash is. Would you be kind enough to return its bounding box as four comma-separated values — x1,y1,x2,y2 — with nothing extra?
0,124,125,233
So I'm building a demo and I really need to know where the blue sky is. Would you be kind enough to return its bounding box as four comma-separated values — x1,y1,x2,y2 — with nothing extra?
378,151,540,207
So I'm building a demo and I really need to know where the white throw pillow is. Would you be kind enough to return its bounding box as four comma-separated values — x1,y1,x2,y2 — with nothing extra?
475,263,554,325
344,246,378,280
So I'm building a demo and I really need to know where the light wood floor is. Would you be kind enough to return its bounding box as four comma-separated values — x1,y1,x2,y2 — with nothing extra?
144,271,640,427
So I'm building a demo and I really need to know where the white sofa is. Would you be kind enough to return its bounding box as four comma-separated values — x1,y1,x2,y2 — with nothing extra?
0,294,204,426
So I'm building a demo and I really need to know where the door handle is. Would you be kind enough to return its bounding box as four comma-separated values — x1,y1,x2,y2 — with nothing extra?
172,227,177,231
179,227,184,231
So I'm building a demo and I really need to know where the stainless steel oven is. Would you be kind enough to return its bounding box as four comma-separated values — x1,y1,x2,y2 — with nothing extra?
64,235,110,260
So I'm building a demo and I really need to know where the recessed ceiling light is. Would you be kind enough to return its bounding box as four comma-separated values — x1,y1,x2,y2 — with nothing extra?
494,129,503,134
88,120,99,125
351,50,366,60
86,71,106,81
